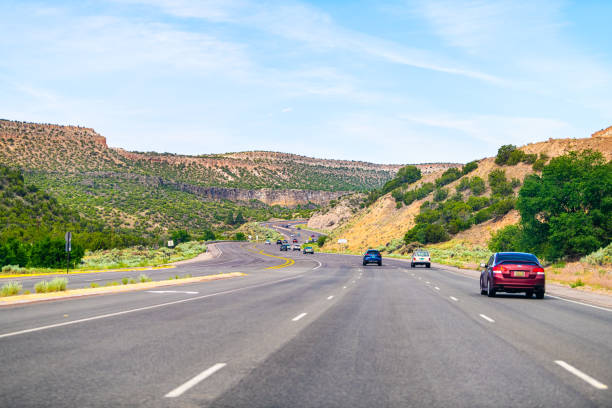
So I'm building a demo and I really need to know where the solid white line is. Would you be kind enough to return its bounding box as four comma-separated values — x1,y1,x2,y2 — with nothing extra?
312,260,322,270
327,296,334,300
165,363,227,398
0,274,304,339
479,314,495,323
434,287,440,291
546,295,612,313
555,360,608,390
450,296,458,301
292,312,307,321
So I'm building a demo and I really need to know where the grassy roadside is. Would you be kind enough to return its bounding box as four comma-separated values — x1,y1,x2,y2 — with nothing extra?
0,241,207,275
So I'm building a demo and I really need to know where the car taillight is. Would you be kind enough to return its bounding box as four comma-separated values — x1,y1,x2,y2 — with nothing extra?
413,257,416,261
492,265,502,274
534,267,545,276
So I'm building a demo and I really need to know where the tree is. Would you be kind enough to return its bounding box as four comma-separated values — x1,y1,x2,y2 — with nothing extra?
201,230,216,241
517,150,611,260
234,232,246,241
382,165,422,194
462,161,478,175
488,225,523,252
225,212,235,225
488,170,513,196
234,211,246,225
317,235,328,247
495,144,517,165
170,230,191,244
469,176,485,195
404,224,449,245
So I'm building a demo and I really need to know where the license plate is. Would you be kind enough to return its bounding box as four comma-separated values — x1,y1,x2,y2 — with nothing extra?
513,271,525,277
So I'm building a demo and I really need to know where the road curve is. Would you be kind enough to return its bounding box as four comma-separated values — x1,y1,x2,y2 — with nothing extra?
0,224,610,407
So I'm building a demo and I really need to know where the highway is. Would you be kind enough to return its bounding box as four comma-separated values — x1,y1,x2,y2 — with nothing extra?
0,223,610,407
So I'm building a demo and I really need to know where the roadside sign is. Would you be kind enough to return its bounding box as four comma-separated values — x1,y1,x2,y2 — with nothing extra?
337,239,348,244
248,235,252,241
167,240,174,247
65,231,72,252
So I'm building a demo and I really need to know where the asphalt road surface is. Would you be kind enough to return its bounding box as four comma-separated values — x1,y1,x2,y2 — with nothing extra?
0,223,610,407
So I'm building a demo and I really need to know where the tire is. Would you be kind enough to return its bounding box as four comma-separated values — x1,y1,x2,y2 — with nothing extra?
363,261,367,266
378,261,382,266
480,279,487,295
411,263,415,268
535,290,545,299
525,290,534,298
426,263,431,268
487,277,496,297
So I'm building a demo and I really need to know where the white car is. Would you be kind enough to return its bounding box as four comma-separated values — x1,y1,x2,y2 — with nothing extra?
265,240,271,245
411,250,431,268
292,244,301,251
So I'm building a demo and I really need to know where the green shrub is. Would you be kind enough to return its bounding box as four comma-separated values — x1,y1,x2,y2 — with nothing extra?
29,237,84,268
122,277,129,285
488,225,523,252
488,170,514,196
200,230,216,241
455,178,470,192
138,274,152,283
462,161,478,175
570,279,585,288
170,230,192,244
581,243,612,265
523,154,538,164
1,265,25,274
48,278,67,292
511,178,521,188
435,168,462,187
469,177,485,195
382,165,422,194
1,281,22,296
404,223,449,245
317,235,328,247
467,196,490,211
532,158,546,171
507,149,526,165
90,282,99,288
234,232,247,241
34,281,49,293
433,188,448,202
495,144,517,165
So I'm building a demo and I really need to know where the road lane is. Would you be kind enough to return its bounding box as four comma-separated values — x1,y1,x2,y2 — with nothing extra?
0,236,610,407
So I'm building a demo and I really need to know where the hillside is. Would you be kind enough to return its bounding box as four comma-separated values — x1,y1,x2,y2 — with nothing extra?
321,125,612,253
0,120,402,192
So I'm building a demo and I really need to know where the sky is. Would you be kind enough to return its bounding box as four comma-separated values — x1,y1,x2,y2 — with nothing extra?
1,0,611,164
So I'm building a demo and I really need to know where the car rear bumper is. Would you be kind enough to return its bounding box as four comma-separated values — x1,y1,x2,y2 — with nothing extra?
412,262,430,265
492,276,545,292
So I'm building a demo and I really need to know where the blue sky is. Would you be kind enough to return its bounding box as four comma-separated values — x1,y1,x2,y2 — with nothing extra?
1,0,611,164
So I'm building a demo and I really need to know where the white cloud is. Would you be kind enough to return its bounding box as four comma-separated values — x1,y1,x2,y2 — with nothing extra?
281,107,292,113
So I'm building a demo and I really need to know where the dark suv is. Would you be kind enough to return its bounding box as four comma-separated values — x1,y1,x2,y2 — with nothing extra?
480,252,545,298
362,249,382,266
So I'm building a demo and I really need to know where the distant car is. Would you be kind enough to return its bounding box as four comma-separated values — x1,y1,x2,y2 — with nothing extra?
276,239,282,245
286,225,290,228
363,249,382,266
280,244,290,251
292,244,301,251
303,246,314,254
292,238,298,243
480,252,545,299
265,240,271,245
309,238,316,243
282,240,288,244
297,227,301,230
411,250,431,268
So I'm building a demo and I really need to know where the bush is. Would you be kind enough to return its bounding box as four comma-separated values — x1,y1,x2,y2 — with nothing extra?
433,188,448,202
488,225,523,252
317,235,328,247
488,170,513,196
234,232,247,241
581,243,612,266
34,278,67,293
466,196,490,211
170,230,191,244
29,237,84,268
34,280,49,293
490,198,516,218
469,177,486,195
138,274,152,283
532,158,546,171
382,165,422,194
495,145,517,165
462,161,478,175
201,230,216,241
455,178,470,192
435,168,462,187
511,178,521,188
1,265,25,274
1,281,22,296
404,223,449,245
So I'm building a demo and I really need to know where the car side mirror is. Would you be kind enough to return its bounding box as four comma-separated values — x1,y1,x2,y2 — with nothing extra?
480,263,486,268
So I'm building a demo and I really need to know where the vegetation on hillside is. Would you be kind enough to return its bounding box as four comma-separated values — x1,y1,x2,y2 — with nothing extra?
488,150,611,261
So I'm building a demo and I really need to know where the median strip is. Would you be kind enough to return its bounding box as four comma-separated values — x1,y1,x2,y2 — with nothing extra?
0,265,175,279
0,273,245,306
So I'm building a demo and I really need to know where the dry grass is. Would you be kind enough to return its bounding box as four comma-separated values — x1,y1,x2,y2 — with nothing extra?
546,262,612,292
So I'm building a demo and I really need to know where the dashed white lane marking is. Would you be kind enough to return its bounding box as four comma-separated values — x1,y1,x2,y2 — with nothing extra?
434,287,440,291
165,363,227,398
147,290,198,294
426,281,430,284
0,274,304,339
554,361,608,390
327,296,334,300
418,277,422,280
352,280,356,283
450,296,458,301
479,314,495,323
343,286,347,289
292,313,307,321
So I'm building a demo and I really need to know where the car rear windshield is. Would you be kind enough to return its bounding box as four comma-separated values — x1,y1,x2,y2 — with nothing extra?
415,251,429,256
496,253,539,265
366,250,380,255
